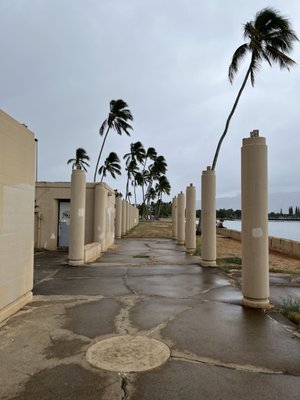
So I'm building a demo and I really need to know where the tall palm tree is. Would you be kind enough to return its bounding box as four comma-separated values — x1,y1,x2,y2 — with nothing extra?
143,147,157,172
145,155,168,218
98,152,121,182
67,148,90,172
124,141,145,202
155,175,171,219
124,141,146,165
125,159,139,202
94,99,133,182
211,7,298,170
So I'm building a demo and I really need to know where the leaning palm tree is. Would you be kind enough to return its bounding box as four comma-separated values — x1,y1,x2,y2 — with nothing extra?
155,175,171,219
211,7,298,170
67,148,90,172
94,99,133,182
98,152,121,183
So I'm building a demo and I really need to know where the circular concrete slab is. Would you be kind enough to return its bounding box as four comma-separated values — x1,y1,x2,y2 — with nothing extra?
86,335,170,372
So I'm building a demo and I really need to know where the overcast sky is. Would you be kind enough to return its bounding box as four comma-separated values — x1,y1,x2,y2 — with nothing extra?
1,0,299,204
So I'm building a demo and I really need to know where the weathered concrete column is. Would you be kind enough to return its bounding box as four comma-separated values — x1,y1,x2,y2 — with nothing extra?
200,167,216,266
185,184,196,253
242,130,269,308
177,192,185,245
126,202,130,232
172,196,178,240
94,184,108,252
69,169,86,266
121,199,126,236
115,195,122,239
130,205,134,229
135,207,139,226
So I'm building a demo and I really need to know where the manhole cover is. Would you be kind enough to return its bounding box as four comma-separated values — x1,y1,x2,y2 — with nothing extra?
86,335,170,372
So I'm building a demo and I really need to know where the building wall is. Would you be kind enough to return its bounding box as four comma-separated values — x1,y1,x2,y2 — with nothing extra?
0,109,35,323
35,181,115,251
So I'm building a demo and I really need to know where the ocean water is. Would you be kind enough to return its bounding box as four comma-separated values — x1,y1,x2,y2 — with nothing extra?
223,220,300,242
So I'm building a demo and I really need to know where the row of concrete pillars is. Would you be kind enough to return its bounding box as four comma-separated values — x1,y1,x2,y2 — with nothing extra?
68,169,138,266
115,195,139,239
172,132,269,309
172,184,196,254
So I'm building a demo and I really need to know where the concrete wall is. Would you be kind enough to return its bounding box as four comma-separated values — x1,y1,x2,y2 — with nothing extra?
0,110,35,323
217,227,300,258
35,182,115,251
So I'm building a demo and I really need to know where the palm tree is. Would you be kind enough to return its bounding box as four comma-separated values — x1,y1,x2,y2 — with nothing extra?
125,159,139,202
98,152,121,182
67,148,90,172
124,141,146,165
124,141,146,202
94,99,133,182
211,7,298,170
145,155,167,218
155,175,171,219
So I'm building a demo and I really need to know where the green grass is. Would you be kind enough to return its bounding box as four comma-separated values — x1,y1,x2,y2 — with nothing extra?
280,296,300,325
193,246,201,256
217,257,242,273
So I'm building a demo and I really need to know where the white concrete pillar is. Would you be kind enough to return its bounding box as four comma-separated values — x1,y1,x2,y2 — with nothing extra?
186,184,196,253
115,195,122,239
130,205,133,229
94,184,108,252
126,202,130,232
241,130,269,308
177,192,185,245
69,169,86,266
121,199,126,236
200,168,216,266
135,207,139,226
172,196,178,240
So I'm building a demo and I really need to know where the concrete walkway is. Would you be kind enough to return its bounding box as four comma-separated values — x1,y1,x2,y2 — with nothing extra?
1,238,300,400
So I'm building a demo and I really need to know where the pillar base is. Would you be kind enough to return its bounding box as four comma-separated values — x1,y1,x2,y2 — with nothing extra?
177,241,185,245
242,296,270,309
199,259,217,267
185,248,195,254
69,259,84,266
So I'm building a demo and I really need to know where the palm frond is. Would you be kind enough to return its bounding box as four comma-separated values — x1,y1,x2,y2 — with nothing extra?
228,43,249,83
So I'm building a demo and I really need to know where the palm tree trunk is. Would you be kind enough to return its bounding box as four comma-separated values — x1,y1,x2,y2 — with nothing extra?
211,64,252,171
94,126,110,182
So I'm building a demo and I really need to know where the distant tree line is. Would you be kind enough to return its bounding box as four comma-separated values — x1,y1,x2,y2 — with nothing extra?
269,206,300,220
190,206,300,221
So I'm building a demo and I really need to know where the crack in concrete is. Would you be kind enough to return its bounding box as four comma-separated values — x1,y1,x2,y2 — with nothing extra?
120,373,129,400
114,296,140,335
122,270,138,295
34,269,61,286
144,307,193,337
171,350,286,375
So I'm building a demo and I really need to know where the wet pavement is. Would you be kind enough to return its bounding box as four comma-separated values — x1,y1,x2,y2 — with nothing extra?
0,238,300,400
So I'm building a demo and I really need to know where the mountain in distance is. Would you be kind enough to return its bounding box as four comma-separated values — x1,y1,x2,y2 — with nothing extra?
196,191,300,213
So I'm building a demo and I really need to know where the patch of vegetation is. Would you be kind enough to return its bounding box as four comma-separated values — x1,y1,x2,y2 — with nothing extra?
218,257,242,265
193,247,201,256
217,257,242,273
270,268,300,275
280,296,300,325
